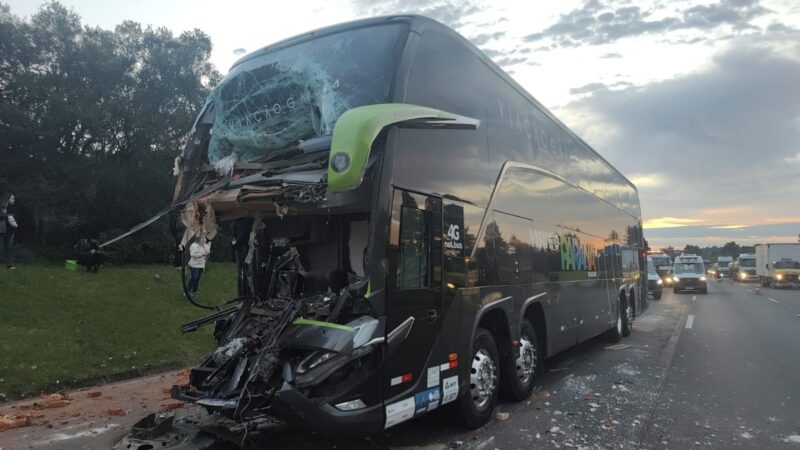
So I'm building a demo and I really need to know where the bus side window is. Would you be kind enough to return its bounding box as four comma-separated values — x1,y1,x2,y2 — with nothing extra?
398,206,428,289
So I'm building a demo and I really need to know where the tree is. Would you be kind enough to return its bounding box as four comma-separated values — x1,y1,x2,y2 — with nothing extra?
683,244,702,256
0,2,220,261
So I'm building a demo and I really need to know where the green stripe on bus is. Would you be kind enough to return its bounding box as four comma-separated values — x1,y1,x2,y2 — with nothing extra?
327,103,459,193
292,318,354,331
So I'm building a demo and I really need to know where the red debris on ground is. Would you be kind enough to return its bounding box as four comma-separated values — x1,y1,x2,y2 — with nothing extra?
108,408,126,416
0,414,31,432
87,391,102,398
161,402,184,410
33,393,71,409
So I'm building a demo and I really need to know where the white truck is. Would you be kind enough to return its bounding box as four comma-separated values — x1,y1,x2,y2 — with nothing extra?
755,243,800,287
716,256,733,279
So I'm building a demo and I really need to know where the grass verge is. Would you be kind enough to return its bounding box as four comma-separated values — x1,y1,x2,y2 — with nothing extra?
0,263,236,400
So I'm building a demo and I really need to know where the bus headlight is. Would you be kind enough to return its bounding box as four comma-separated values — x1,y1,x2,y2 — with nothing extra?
330,152,351,173
657,279,663,285
776,274,783,280
700,276,706,281
740,273,747,279
673,276,680,282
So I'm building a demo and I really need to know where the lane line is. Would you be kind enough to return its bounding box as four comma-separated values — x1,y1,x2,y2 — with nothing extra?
685,314,695,329
768,297,779,303
692,295,697,301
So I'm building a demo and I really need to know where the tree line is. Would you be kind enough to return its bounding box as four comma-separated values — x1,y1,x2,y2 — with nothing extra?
0,2,220,262
656,242,755,262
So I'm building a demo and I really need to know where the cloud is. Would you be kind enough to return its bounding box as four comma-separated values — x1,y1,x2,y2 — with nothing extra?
709,224,746,229
494,56,527,68
629,173,666,188
570,82,610,95
601,52,622,58
350,0,482,29
523,0,771,49
644,217,706,229
469,31,506,46
564,35,800,234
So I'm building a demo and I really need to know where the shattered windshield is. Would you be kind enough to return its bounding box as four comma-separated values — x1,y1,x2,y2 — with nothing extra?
207,24,407,164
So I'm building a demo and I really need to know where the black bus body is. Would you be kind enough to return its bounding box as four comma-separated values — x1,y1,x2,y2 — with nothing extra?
170,15,645,435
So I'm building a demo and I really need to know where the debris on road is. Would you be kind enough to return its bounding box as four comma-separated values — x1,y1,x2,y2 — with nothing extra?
496,411,510,421
0,414,31,432
108,408,127,416
87,391,102,398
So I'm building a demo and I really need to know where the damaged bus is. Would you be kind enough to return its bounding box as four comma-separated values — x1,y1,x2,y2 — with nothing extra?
168,15,644,435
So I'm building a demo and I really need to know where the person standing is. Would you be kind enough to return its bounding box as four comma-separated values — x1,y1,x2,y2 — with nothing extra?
187,236,211,295
1,194,18,269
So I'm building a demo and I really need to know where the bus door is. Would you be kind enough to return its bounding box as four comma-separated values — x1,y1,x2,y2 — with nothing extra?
385,189,443,399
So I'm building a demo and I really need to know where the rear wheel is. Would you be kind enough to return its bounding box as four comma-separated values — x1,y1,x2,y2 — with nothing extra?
653,289,662,300
606,298,624,342
622,297,633,337
458,328,499,429
501,320,539,401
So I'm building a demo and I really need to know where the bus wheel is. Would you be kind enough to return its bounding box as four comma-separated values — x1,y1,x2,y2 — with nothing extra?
458,328,499,429
606,300,623,343
502,320,538,401
622,298,633,337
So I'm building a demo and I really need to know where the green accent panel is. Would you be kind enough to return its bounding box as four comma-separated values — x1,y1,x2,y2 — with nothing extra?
365,279,372,298
327,103,461,193
293,318,354,331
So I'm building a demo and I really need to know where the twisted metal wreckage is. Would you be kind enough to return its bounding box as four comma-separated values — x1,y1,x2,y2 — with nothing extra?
105,99,473,447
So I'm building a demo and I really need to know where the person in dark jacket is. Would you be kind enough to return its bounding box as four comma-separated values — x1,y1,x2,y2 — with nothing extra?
1,194,18,269
75,238,103,272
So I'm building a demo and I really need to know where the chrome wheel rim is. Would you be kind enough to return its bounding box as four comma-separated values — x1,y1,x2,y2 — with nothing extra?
470,349,497,410
626,305,634,328
516,336,536,385
616,306,623,334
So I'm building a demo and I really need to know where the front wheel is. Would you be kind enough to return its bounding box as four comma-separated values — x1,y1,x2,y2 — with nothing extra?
673,287,680,294
501,320,539,401
653,289,662,300
458,328,499,429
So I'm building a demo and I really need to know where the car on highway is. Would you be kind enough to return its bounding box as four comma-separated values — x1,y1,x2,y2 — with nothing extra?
646,260,663,300
672,254,707,294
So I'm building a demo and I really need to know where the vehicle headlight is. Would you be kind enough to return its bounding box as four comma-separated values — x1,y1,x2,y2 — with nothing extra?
673,276,680,282
657,279,663,285
740,273,747,279
296,351,340,374
776,274,783,280
700,276,706,281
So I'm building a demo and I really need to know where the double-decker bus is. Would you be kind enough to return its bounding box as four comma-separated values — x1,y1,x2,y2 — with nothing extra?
169,15,644,435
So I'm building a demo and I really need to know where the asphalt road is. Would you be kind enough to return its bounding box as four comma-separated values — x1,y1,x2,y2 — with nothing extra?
2,281,799,449
641,280,800,449
251,280,800,449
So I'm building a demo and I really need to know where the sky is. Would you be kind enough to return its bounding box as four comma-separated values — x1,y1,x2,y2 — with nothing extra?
6,0,800,249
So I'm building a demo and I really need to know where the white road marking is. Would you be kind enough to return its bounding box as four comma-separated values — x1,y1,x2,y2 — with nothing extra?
685,315,695,329
692,295,697,301
768,298,779,303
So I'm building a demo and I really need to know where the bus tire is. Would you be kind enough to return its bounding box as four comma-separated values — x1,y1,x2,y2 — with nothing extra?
606,300,623,343
621,297,632,337
458,328,499,429
653,290,662,300
501,320,539,401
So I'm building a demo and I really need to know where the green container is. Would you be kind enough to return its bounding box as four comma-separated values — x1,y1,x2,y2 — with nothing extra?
65,259,78,271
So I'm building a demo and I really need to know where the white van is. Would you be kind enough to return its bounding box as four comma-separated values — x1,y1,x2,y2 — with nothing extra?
673,254,707,294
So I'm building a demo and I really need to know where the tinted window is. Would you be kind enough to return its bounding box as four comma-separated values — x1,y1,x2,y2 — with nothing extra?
398,206,428,289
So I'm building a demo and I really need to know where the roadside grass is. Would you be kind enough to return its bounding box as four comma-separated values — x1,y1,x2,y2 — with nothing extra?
0,263,236,400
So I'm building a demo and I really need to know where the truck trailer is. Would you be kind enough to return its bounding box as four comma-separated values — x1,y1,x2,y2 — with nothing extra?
755,244,800,288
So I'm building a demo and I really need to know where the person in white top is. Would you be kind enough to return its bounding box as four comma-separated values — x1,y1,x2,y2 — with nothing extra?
187,237,211,295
